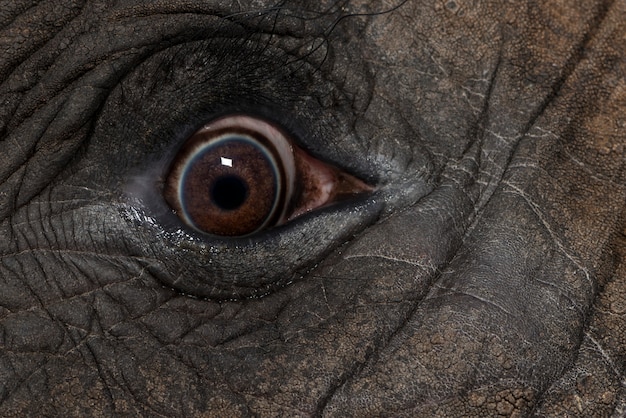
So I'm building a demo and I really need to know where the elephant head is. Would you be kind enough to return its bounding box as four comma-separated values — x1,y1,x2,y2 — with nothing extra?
1,0,625,416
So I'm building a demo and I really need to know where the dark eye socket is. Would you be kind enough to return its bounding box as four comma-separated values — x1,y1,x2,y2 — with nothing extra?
163,114,372,237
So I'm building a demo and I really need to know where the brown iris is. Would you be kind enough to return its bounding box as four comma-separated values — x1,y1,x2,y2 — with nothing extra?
164,115,295,237
178,137,282,236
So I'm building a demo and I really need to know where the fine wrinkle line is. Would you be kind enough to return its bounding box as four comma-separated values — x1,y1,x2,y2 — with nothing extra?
506,154,623,205
110,3,300,23
459,49,506,199
0,247,159,264
586,332,624,383
532,277,585,316
101,298,181,346
343,252,436,270
7,195,113,229
502,181,593,289
564,148,626,189
485,128,522,146
430,284,513,316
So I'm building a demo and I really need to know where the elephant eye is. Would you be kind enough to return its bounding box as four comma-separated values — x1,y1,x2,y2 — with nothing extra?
163,115,372,237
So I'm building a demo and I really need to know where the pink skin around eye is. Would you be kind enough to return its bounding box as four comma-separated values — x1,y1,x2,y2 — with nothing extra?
289,145,374,220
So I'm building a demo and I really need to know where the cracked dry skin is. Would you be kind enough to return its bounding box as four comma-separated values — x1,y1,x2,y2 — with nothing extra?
1,1,625,416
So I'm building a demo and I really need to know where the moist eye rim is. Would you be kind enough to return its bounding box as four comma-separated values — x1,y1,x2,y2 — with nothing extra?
126,186,383,246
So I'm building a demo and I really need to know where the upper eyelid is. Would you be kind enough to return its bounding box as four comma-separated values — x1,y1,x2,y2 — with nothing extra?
118,34,378,184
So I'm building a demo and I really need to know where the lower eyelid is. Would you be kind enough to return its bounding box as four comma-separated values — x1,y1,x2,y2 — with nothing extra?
119,191,384,300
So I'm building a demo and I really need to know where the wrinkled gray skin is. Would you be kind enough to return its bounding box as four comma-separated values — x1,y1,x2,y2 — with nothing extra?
1,0,625,416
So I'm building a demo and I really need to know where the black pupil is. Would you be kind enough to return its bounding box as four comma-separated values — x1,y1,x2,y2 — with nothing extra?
211,175,249,210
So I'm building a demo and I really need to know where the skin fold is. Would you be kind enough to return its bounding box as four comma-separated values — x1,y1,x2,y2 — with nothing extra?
0,0,624,416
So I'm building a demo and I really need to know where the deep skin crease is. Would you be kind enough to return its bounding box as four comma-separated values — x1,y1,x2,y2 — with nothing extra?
0,0,625,416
